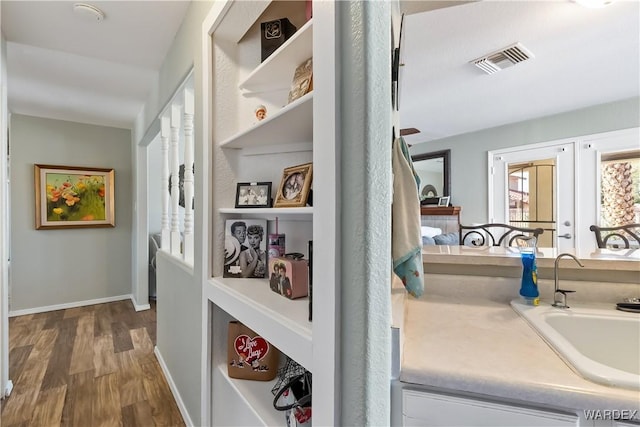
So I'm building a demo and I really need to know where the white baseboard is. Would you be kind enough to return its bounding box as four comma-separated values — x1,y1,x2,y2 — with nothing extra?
8,294,132,317
131,296,151,312
4,380,13,398
154,346,193,427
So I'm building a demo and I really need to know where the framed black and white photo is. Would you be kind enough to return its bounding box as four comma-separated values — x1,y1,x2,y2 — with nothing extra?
235,182,272,208
274,163,313,208
438,196,450,207
223,218,268,278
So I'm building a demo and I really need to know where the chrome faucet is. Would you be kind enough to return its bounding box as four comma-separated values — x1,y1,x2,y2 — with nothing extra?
553,253,585,309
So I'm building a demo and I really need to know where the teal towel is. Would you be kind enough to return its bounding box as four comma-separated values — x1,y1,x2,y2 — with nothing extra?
392,137,424,298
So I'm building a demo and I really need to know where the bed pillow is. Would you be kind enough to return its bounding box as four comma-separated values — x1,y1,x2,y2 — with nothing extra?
433,232,459,245
422,235,436,246
421,226,443,238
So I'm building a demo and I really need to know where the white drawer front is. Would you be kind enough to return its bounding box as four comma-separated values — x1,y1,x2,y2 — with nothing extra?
403,389,578,427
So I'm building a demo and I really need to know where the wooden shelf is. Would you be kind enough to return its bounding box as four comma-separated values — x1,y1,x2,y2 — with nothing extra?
219,207,313,221
219,92,313,149
420,206,461,216
239,19,313,93
206,277,312,370
213,364,281,427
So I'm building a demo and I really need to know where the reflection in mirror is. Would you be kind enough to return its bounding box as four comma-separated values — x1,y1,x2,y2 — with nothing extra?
412,149,450,200
508,160,555,248
399,1,639,259
600,150,640,228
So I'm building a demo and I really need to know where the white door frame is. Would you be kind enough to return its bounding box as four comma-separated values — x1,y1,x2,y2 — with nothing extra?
489,127,640,255
576,127,640,254
488,137,576,251
0,8,10,395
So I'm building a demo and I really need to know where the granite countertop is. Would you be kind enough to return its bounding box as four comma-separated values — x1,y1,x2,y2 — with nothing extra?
400,294,640,413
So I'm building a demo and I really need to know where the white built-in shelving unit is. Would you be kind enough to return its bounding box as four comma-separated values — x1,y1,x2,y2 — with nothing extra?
218,92,313,149
202,1,338,425
238,19,313,93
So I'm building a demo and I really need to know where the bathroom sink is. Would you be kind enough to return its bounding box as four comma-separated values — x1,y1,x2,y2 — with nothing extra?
511,300,640,390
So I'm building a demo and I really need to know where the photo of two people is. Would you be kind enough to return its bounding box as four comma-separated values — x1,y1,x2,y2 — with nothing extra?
268,259,292,298
223,219,268,278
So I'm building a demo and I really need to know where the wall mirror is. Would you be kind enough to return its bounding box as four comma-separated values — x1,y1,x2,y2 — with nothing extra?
412,149,450,200
397,1,639,256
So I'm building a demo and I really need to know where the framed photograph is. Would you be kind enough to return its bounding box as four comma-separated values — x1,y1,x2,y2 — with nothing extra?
420,197,440,206
438,196,450,207
274,162,313,208
35,164,115,230
223,219,268,278
235,182,272,208
287,57,313,104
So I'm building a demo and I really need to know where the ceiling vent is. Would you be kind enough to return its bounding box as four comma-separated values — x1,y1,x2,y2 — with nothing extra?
471,43,534,75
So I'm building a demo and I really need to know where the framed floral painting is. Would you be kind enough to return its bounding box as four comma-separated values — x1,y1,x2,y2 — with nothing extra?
34,164,115,229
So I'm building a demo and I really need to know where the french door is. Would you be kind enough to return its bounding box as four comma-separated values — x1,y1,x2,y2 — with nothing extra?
489,140,575,251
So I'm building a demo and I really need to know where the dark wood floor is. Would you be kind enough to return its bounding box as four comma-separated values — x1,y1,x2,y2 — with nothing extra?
0,299,185,427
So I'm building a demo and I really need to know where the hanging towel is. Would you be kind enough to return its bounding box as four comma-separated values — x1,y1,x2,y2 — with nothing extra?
392,136,424,298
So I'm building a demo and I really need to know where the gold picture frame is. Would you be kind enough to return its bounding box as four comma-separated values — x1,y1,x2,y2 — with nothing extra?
35,164,115,230
274,162,313,208
287,58,313,104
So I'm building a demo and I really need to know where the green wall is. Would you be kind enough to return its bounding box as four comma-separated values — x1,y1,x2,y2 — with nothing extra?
10,114,132,311
410,97,640,223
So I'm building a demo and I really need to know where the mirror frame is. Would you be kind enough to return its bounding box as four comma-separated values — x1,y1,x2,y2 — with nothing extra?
412,149,451,198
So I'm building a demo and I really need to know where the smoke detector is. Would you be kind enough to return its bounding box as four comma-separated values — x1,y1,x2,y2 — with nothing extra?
471,43,534,75
73,3,105,22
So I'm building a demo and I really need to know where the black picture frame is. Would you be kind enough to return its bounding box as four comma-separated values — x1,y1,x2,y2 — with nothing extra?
412,149,451,198
235,182,272,208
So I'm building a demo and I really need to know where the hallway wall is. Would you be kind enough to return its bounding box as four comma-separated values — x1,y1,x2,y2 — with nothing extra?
9,114,132,312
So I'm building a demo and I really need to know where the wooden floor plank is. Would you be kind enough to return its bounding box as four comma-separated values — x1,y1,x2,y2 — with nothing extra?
8,345,33,382
141,361,185,427
68,313,95,375
93,304,113,337
122,400,154,427
1,388,40,425
8,317,46,351
42,310,65,330
28,385,67,427
93,333,119,378
60,370,94,427
3,300,184,427
130,327,155,365
116,350,147,407
112,321,134,353
40,318,78,391
25,328,58,363
112,300,137,326
62,305,94,319
92,373,122,427
13,357,48,397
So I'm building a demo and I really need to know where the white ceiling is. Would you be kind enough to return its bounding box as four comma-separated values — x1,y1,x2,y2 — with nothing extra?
399,1,640,145
2,1,638,136
1,1,190,129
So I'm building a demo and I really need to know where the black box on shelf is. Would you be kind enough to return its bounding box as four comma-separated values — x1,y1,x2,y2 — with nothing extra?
261,18,297,62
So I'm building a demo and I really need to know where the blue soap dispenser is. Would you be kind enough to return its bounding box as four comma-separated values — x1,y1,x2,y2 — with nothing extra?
517,237,539,305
